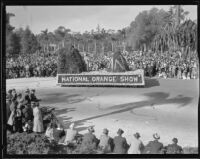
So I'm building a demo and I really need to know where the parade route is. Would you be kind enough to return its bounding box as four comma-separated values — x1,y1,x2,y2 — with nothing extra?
6,77,199,147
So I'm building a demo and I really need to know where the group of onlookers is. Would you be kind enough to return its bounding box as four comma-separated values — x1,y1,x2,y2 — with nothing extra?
6,88,43,134
6,53,57,79
6,50,199,80
6,88,184,154
45,123,183,154
123,50,199,79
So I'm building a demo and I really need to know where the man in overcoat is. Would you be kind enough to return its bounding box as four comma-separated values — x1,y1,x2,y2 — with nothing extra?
113,128,129,154
143,133,164,154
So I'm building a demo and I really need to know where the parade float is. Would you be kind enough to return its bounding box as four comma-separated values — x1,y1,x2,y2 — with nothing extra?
57,45,145,87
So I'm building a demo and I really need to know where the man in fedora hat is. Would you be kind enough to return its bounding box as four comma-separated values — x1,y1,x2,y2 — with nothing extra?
128,132,144,154
113,128,128,154
166,138,183,154
143,133,164,154
99,128,112,153
81,126,99,151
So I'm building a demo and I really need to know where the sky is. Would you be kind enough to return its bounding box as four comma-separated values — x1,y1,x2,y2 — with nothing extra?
6,5,197,35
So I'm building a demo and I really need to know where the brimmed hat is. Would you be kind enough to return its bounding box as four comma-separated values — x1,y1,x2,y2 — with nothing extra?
117,128,124,135
172,138,178,143
134,132,140,138
103,128,109,134
153,133,160,140
88,126,95,132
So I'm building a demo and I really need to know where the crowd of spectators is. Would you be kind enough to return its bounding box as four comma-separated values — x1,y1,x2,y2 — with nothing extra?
84,50,199,80
6,88,184,154
6,49,199,80
6,88,43,134
6,53,57,79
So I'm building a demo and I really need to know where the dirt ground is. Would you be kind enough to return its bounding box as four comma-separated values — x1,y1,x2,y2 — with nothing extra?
6,77,199,147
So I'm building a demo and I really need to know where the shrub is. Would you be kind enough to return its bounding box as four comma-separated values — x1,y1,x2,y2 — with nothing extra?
183,146,198,154
7,132,51,154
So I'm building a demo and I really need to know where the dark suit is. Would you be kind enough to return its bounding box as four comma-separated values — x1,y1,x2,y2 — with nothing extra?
166,143,183,154
22,105,33,123
113,136,128,154
81,132,99,149
144,140,164,154
30,93,38,102
22,94,31,105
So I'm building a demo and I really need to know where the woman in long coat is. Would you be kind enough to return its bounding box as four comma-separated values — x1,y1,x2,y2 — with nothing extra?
33,102,44,133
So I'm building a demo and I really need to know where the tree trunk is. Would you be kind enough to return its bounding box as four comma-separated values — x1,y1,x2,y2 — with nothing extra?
102,42,104,54
88,44,90,53
111,42,114,52
94,40,97,54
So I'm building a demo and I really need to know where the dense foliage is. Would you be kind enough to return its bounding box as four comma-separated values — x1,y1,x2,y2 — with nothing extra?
7,132,51,154
6,5,197,58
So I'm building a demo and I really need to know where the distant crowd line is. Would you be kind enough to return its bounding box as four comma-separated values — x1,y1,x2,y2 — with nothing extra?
6,50,199,80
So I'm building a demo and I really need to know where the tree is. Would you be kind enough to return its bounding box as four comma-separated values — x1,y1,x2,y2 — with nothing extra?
6,32,21,56
6,13,15,35
21,26,39,54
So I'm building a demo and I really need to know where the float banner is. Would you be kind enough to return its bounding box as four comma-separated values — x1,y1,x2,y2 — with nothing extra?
57,70,145,86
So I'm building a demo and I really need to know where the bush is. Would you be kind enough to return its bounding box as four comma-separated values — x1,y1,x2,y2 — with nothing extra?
7,132,51,154
183,146,198,154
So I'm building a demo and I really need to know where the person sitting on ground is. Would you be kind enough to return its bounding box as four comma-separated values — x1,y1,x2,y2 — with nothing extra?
62,123,78,145
113,128,129,154
81,126,99,150
128,132,144,154
165,138,183,154
53,123,65,142
98,128,112,153
45,122,55,141
143,133,164,154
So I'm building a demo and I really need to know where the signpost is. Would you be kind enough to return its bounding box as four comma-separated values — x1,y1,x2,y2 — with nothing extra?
57,69,145,87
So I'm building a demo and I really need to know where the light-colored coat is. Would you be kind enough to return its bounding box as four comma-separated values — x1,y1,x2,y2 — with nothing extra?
7,111,15,126
128,136,144,154
33,107,44,132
